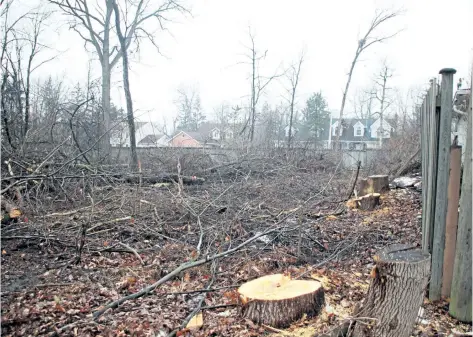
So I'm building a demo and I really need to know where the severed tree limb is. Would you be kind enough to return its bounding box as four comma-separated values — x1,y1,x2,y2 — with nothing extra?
118,242,144,266
92,223,291,320
347,160,361,200
167,285,239,295
86,216,132,233
167,261,217,337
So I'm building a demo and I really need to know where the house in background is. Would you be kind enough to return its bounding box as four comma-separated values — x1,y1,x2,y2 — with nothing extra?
110,121,169,148
326,117,394,150
452,87,471,162
279,116,394,150
169,122,235,148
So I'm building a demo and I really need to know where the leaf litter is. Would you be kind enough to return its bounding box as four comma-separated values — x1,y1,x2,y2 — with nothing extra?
1,168,471,337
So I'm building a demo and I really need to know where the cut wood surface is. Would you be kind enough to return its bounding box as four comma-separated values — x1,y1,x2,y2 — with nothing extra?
238,273,324,328
353,193,380,211
358,175,389,196
353,244,431,337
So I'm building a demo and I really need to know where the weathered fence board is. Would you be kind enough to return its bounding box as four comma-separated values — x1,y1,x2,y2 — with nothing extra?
441,145,462,298
449,68,472,322
429,68,456,301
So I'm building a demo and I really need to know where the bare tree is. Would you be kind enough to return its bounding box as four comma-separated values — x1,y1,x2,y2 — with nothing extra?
111,0,138,171
1,1,55,148
283,51,304,148
373,59,394,147
241,27,283,142
48,0,190,156
175,85,205,131
351,87,376,121
334,8,403,149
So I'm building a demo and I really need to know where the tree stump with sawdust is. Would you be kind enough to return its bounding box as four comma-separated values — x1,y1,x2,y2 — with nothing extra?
358,175,389,196
238,273,324,328
1,199,21,224
352,244,430,337
353,193,381,211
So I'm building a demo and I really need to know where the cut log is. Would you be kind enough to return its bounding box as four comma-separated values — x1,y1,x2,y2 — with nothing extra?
352,244,430,337
353,193,380,211
358,175,389,195
1,199,21,224
238,273,324,328
121,174,205,185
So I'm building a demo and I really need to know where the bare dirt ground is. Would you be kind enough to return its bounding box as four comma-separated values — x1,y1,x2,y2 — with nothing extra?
1,152,471,336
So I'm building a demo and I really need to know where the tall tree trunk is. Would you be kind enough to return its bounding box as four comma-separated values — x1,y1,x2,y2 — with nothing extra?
100,63,112,157
112,0,138,171
24,57,32,139
379,76,386,148
287,90,295,148
336,54,358,150
1,72,13,148
250,47,256,142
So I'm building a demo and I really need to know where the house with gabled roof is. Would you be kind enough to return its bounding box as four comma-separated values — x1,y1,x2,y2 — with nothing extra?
326,117,394,149
110,121,169,148
168,122,235,148
279,116,395,150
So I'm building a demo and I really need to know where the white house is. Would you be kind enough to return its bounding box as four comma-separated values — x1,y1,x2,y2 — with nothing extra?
369,118,394,139
353,121,365,137
110,121,169,148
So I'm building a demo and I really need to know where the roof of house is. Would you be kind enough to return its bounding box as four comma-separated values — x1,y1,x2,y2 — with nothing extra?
138,134,165,145
197,122,220,135
282,117,395,142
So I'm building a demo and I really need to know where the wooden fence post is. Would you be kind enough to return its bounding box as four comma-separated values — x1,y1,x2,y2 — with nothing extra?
449,67,472,322
441,145,462,298
423,79,439,253
429,68,456,301
421,97,428,251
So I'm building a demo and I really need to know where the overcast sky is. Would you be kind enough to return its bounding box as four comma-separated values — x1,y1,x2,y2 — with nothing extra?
9,0,473,125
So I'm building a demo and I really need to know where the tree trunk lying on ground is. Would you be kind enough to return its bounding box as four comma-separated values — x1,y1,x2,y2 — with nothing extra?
238,273,324,328
352,244,430,337
352,193,381,211
121,174,205,185
358,175,389,196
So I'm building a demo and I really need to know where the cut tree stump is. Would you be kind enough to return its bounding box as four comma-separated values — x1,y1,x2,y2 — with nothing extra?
353,193,381,211
238,273,324,328
357,175,389,196
352,244,430,337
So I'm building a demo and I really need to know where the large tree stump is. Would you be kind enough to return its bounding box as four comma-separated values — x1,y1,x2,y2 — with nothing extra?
353,193,381,211
238,273,324,328
352,244,430,337
358,175,389,196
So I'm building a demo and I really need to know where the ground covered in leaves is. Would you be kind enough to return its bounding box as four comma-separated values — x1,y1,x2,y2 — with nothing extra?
1,153,471,337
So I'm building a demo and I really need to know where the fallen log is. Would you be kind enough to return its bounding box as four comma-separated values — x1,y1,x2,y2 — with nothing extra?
238,273,324,328
357,175,389,195
352,244,430,337
121,174,205,185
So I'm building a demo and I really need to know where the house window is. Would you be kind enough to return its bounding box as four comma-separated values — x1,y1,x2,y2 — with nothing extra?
332,126,342,136
355,127,363,136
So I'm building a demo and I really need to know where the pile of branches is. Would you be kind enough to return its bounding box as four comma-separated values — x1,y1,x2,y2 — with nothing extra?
1,143,426,336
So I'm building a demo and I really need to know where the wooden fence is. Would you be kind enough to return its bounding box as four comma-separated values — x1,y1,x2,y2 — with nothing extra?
420,67,471,322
